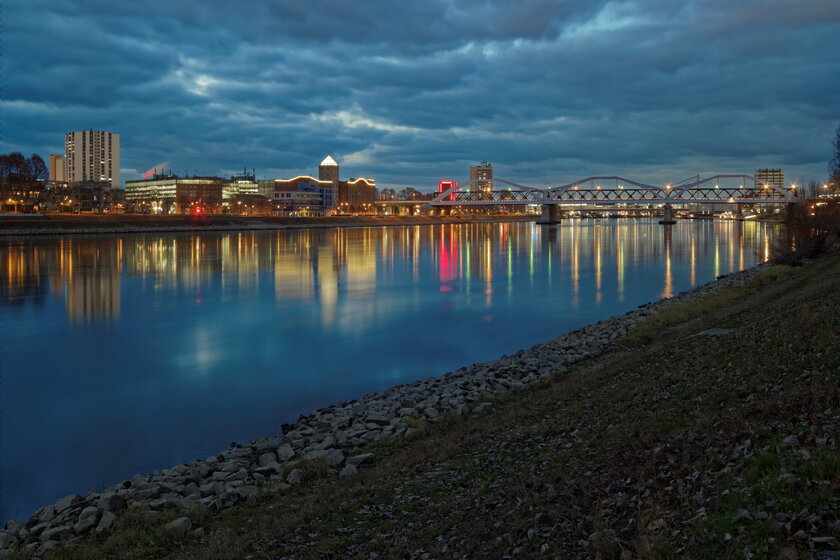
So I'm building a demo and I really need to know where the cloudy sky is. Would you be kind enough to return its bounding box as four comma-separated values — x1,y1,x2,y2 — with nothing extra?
3,0,839,189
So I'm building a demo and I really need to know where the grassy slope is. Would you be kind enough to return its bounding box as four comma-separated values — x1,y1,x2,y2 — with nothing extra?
44,253,840,560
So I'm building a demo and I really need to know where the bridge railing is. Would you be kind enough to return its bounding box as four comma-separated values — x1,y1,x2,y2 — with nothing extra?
429,175,799,206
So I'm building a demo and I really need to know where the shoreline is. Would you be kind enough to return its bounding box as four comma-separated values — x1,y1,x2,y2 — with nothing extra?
0,214,535,237
0,259,771,555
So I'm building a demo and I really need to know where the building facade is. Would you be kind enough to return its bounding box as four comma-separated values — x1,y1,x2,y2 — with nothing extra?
318,155,340,212
337,178,376,214
754,168,784,189
267,176,334,215
64,130,120,189
125,175,224,214
470,161,493,194
49,154,66,182
223,171,260,211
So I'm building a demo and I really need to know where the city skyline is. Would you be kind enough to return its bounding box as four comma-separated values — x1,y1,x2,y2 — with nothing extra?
3,1,840,190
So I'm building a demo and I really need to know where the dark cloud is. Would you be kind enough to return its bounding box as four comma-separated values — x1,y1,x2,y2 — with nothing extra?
3,0,839,188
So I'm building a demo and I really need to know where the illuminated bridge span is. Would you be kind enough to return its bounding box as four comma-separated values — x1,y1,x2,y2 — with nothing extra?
430,175,799,223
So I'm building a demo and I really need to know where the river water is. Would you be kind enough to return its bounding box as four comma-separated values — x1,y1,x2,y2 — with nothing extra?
0,219,774,522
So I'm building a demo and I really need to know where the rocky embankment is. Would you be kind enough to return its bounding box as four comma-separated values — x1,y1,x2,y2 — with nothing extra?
0,265,767,557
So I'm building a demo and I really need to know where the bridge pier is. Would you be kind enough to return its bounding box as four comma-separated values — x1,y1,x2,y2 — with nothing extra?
659,203,676,225
536,204,562,225
734,203,744,220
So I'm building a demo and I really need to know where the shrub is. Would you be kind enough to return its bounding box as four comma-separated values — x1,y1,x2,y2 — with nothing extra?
770,201,840,264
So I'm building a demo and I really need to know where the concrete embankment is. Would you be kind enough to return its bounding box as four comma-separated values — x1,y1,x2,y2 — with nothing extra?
0,214,535,236
0,262,771,557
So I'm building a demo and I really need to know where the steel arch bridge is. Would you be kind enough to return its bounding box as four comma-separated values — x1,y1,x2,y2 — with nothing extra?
429,175,798,206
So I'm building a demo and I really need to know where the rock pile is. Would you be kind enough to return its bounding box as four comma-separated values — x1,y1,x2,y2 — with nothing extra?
0,265,767,556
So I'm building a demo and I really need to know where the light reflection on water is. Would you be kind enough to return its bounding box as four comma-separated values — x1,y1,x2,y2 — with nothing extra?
0,219,773,521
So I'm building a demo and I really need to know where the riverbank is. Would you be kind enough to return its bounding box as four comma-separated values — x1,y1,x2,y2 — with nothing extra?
0,214,535,236
3,251,838,559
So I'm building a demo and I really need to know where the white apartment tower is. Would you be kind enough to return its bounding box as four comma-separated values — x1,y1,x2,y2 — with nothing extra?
64,130,120,189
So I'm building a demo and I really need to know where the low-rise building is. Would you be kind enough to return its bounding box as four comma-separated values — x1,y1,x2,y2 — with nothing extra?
337,178,376,214
125,175,224,214
223,171,260,211
267,176,334,216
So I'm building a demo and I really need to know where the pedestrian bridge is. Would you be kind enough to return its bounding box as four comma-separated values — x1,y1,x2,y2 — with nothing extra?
430,175,798,206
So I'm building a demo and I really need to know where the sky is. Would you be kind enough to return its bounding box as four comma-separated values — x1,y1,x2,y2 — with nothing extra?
3,0,839,190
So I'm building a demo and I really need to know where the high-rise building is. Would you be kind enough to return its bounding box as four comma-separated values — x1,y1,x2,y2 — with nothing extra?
49,154,66,182
64,129,120,189
754,168,784,189
470,161,493,194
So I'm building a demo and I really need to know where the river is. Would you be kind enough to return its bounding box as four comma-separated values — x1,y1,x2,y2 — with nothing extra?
0,219,774,522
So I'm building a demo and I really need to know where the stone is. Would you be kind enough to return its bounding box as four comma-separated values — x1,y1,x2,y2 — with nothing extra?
54,494,83,513
366,412,391,425
339,464,358,479
95,511,117,535
250,436,287,452
276,444,296,462
33,505,56,524
313,435,336,450
41,525,73,541
258,452,278,467
0,531,17,549
323,448,345,467
73,506,100,534
214,490,241,509
694,328,732,336
98,494,127,512
425,407,440,420
165,517,192,535
474,402,493,413
733,508,751,522
347,453,375,466
182,482,201,498
255,464,280,476
237,485,259,500
286,469,302,485
782,435,800,446
304,449,345,467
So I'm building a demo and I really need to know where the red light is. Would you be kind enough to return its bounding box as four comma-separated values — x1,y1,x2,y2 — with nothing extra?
438,181,457,201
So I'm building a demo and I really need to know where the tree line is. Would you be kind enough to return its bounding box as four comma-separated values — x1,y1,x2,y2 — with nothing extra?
0,153,48,186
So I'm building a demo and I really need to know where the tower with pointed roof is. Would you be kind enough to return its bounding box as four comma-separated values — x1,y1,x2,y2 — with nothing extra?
319,155,339,184
318,156,339,211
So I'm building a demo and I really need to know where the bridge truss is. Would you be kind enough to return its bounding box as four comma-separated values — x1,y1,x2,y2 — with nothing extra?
430,175,798,206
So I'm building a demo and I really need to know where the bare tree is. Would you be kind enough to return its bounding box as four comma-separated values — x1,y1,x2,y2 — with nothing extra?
398,187,420,200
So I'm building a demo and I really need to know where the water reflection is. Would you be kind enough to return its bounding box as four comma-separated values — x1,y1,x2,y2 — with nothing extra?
1,220,776,327
1,220,775,522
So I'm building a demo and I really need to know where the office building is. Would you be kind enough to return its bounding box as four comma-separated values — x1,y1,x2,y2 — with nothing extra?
267,176,334,216
49,154,66,182
338,178,376,214
470,161,493,194
125,175,224,214
754,168,784,189
223,170,260,210
64,130,120,189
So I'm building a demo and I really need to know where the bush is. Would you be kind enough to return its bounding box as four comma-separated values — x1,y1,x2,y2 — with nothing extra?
770,201,840,265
